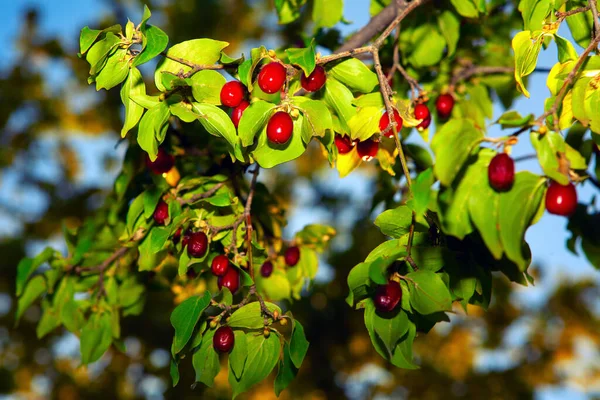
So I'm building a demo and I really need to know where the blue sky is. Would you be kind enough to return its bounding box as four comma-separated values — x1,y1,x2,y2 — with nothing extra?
0,1,597,398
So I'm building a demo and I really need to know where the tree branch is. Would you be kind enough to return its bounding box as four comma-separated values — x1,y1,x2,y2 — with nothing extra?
160,52,224,79
589,0,600,40
178,182,225,205
556,5,591,20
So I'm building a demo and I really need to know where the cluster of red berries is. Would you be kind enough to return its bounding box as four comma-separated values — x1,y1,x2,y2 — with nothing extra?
211,254,240,294
258,246,301,278
220,80,249,129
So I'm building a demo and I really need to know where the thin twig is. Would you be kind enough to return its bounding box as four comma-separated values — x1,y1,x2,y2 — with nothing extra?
160,52,224,79
178,183,225,205
556,5,591,20
589,0,600,40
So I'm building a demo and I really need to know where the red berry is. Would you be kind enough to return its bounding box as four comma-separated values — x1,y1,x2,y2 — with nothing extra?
146,147,175,174
260,261,274,278
374,280,402,313
266,111,293,144
187,232,208,258
436,94,454,119
284,246,300,267
414,104,431,130
231,100,250,128
181,229,192,248
378,109,403,138
213,326,235,353
173,227,183,244
300,66,326,92
357,138,379,161
186,268,198,279
334,134,355,154
546,181,577,216
211,255,230,277
218,267,240,294
488,153,515,192
257,62,287,94
153,200,169,225
220,81,246,108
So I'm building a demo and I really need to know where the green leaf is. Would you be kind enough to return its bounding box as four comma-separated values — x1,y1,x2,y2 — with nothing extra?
190,70,226,105
192,103,243,160
137,101,170,161
149,227,171,253
170,359,180,387
346,262,371,306
285,41,316,76
323,78,356,128
363,300,393,361
126,192,145,236
347,106,381,141
252,115,307,168
375,206,413,238
238,100,276,147
16,276,46,322
274,0,306,24
143,187,164,219
79,24,121,55
406,270,452,315
390,320,418,369
450,0,478,17
155,39,229,91
86,33,121,75
519,0,550,31
192,328,220,387
140,5,152,32
133,25,169,67
554,34,578,63
229,330,248,380
530,131,569,185
468,85,493,120
328,59,378,94
431,118,484,186
372,308,409,355
118,277,145,308
312,0,343,30
289,320,309,368
120,67,146,138
406,24,446,68
274,344,298,396
229,333,280,399
565,3,594,48
437,11,460,56
80,312,113,364
16,247,54,296
37,305,61,338
498,172,546,270
412,168,434,217
496,110,534,128
512,31,544,98
94,48,130,90
228,301,282,329
255,268,291,301
170,292,211,356
290,97,333,140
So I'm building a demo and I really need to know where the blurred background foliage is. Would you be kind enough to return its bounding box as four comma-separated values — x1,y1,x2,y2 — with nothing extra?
1,0,600,399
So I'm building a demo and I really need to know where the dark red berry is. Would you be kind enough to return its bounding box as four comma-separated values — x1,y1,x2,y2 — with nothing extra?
300,66,326,92
260,261,274,278
220,81,246,108
334,134,355,154
266,111,293,144
213,326,235,353
284,246,300,267
146,147,175,174
153,200,169,225
357,138,379,161
374,280,402,313
546,181,577,216
186,268,198,279
173,227,183,244
415,104,431,130
488,153,515,192
257,62,286,94
211,255,230,277
378,109,403,138
231,100,250,128
187,232,208,258
181,229,192,248
436,94,454,119
218,267,240,294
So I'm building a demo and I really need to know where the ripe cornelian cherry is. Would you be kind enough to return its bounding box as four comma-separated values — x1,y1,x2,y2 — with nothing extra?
153,200,169,225
378,109,403,138
187,232,208,258
374,280,402,313
357,138,379,161
267,111,293,144
260,261,274,277
213,326,235,353
218,267,240,294
436,94,454,119
231,100,250,128
146,147,175,174
211,255,230,277
258,62,287,94
284,246,300,267
546,181,578,216
220,81,246,108
301,66,326,92
335,134,355,154
414,104,431,130
488,153,515,192
181,228,192,248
